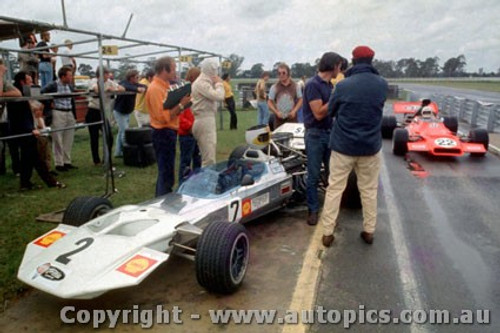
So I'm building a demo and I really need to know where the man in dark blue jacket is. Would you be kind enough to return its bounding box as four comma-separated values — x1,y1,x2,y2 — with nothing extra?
321,46,388,247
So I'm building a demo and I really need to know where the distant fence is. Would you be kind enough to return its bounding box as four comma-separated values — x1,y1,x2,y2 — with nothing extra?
402,90,500,133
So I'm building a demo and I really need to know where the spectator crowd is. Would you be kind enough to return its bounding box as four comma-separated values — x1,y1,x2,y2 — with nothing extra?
1,31,388,246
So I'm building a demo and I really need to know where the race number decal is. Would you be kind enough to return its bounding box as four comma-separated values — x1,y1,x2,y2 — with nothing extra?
294,126,304,136
228,198,241,222
33,231,66,248
55,237,94,265
435,138,457,147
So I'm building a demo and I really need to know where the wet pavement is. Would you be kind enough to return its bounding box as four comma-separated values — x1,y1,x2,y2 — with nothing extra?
311,139,500,333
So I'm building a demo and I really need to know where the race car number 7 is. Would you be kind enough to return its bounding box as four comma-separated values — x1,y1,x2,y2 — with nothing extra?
55,237,94,265
228,199,241,222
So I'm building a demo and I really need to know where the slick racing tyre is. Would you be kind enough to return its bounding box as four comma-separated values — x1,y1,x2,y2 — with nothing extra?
196,221,250,294
124,127,153,145
393,129,409,156
381,116,397,139
123,142,156,167
62,196,113,227
468,129,489,157
443,116,459,133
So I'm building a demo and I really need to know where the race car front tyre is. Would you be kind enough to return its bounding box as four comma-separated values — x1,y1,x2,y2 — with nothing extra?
381,116,397,139
393,129,409,156
196,221,250,294
443,116,459,133
468,129,489,157
62,196,113,227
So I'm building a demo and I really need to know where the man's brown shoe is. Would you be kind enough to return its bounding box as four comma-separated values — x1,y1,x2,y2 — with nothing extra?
322,235,334,247
360,231,374,244
307,212,318,226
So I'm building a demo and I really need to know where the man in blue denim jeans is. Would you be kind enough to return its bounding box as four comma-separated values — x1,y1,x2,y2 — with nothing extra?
302,52,344,225
36,31,53,88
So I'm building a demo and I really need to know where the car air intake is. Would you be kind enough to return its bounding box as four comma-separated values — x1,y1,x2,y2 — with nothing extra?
433,148,462,156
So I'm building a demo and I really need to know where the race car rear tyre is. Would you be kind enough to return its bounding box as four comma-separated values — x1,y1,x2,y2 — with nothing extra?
341,171,362,209
443,116,459,133
62,196,113,227
196,221,250,294
393,129,409,156
469,129,489,157
381,116,397,139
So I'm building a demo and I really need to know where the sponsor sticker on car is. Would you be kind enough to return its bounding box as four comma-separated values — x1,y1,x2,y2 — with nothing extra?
33,231,66,248
31,263,70,289
280,182,292,196
251,193,270,211
117,255,158,278
242,198,252,217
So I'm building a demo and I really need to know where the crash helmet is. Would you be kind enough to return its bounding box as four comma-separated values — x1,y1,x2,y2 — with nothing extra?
245,125,270,149
421,106,434,119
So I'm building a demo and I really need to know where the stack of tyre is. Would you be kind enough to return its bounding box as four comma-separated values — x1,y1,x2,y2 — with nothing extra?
123,127,156,167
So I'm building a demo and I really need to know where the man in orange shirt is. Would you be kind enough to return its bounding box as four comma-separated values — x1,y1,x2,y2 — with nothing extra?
145,56,191,196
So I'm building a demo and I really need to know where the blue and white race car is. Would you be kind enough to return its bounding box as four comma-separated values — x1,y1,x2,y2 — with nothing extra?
17,126,304,299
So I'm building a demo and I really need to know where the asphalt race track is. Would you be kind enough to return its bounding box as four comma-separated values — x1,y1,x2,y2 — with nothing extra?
312,85,500,332
312,140,500,333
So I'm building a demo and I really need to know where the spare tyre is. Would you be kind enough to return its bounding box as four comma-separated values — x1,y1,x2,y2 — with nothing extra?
123,142,156,167
125,127,153,145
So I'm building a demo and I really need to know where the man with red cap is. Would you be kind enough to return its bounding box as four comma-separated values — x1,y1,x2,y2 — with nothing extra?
320,45,388,247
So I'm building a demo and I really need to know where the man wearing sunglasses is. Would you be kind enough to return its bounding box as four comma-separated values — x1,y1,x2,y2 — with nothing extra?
267,63,303,129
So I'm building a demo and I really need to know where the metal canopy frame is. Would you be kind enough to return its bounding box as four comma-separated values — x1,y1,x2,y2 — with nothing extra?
0,16,227,77
0,15,228,197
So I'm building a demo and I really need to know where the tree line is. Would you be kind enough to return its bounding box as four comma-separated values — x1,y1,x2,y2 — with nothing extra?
229,54,499,79
4,51,492,81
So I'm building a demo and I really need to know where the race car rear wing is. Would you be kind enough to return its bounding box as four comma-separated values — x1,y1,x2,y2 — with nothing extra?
393,101,439,114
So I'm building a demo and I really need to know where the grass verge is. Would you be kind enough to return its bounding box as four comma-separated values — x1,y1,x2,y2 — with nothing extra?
0,109,257,307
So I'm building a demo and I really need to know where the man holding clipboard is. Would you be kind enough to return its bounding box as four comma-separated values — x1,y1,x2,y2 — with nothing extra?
145,56,191,197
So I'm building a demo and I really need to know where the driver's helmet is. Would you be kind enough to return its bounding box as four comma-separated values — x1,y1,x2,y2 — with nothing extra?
421,106,434,119
245,125,270,149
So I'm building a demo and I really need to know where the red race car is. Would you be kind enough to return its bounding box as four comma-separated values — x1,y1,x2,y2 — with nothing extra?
381,100,489,157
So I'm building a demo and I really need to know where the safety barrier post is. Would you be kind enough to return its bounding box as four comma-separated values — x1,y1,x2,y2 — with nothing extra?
470,101,480,128
487,104,497,132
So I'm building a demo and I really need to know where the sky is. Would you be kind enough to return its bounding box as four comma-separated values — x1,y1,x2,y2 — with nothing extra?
1,0,499,73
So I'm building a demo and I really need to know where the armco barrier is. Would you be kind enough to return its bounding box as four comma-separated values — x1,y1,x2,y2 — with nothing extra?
402,90,499,132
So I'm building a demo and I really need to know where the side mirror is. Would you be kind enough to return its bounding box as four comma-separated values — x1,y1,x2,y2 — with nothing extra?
241,174,254,187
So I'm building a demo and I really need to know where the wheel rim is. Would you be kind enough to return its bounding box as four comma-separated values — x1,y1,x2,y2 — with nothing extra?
229,232,249,285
